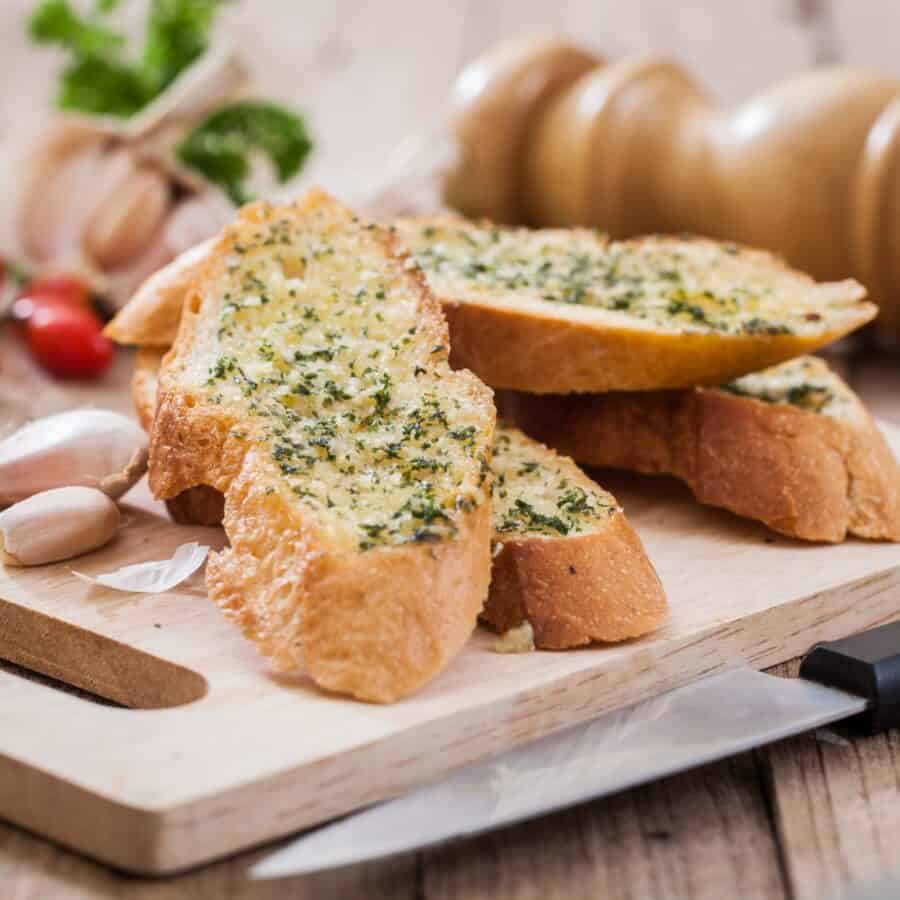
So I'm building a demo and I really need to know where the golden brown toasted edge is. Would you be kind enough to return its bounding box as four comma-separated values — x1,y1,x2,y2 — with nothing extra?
836,412,900,541
683,390,858,542
404,221,875,393
209,457,492,703
140,332,666,650
484,512,666,649
444,303,874,394
132,347,165,431
500,380,900,543
105,238,215,347
132,347,226,525
150,190,495,703
481,423,666,648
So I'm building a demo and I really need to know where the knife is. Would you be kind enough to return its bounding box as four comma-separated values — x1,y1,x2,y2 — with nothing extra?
252,619,900,879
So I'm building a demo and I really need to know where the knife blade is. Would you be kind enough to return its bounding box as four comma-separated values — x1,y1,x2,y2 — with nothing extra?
252,619,900,880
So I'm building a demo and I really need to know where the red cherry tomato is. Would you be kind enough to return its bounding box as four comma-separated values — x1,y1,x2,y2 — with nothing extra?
25,304,114,380
11,274,94,336
10,292,73,327
19,274,91,308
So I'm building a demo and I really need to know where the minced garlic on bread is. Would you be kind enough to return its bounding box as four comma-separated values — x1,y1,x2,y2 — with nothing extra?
395,220,874,393
503,357,900,543
108,220,875,395
484,422,666,647
134,352,666,649
150,190,496,703
721,356,860,419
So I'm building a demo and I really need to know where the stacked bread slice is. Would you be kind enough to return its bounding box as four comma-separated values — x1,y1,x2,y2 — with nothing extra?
501,357,900,542
118,192,669,701
133,349,665,653
145,192,499,702
391,217,897,543
109,196,897,702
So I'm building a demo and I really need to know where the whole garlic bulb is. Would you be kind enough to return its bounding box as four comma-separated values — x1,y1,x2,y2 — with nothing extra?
81,148,172,270
17,125,220,310
13,45,248,311
0,486,120,566
0,409,148,507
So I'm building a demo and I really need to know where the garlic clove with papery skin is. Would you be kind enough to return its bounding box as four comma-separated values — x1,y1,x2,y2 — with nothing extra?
21,133,109,264
103,191,233,311
0,486,120,566
84,164,172,270
0,410,148,507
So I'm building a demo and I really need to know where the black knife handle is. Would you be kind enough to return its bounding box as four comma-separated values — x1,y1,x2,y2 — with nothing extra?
800,619,900,734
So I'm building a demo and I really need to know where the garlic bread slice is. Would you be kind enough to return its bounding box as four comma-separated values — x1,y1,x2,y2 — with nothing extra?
395,220,874,393
150,191,495,703
504,357,900,542
135,349,666,648
109,220,874,396
486,422,666,647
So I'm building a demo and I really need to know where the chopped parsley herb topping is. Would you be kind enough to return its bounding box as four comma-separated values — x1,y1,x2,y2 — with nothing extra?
198,202,491,552
719,357,850,417
398,221,858,338
491,424,617,538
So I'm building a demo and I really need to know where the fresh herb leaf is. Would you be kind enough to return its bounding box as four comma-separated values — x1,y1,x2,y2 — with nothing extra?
141,0,224,94
28,0,228,118
54,56,152,117
177,101,313,204
30,0,124,57
30,1,314,196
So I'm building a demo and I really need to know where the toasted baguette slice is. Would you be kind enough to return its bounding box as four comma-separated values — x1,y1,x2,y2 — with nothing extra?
135,348,229,526
394,220,873,393
151,191,495,703
105,239,215,348
503,357,900,542
486,422,666,647
135,352,665,648
108,221,874,394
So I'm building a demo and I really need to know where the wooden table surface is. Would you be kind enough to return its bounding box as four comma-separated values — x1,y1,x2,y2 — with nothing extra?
4,1,900,897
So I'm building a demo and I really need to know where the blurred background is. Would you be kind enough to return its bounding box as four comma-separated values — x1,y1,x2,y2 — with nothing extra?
1,0,899,426
2,0,898,200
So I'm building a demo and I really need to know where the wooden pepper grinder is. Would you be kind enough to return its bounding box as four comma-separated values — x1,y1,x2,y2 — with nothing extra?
444,35,900,344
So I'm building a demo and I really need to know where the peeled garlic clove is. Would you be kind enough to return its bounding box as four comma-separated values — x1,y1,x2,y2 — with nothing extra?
0,409,148,506
0,487,120,566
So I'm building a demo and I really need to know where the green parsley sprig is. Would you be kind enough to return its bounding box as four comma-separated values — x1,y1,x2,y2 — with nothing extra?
29,0,225,117
28,0,314,203
176,101,313,205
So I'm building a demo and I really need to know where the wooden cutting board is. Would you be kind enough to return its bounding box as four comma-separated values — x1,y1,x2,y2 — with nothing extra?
1,425,899,875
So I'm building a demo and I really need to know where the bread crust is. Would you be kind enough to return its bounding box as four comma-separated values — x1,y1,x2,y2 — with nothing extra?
484,512,666,647
104,239,214,347
408,224,874,394
133,348,227,525
137,348,666,650
150,191,495,702
503,382,900,543
444,300,852,393
132,348,165,432
111,229,875,395
205,452,492,702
